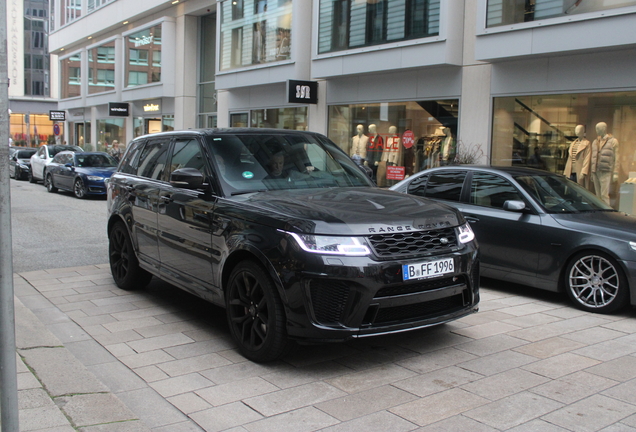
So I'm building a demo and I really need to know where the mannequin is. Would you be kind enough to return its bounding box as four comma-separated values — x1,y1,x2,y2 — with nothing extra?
440,127,455,165
381,126,401,166
563,125,591,189
591,122,619,205
350,124,368,160
366,124,383,179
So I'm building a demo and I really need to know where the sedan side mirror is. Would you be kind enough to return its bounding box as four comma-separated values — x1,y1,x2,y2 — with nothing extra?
503,200,526,212
170,167,205,189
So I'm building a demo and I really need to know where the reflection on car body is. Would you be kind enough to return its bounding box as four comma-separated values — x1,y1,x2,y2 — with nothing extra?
391,165,636,313
106,129,480,362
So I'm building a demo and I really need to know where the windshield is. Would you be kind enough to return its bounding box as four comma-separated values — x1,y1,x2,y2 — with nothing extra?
75,153,118,168
50,145,83,157
17,150,36,159
514,173,613,213
204,133,374,195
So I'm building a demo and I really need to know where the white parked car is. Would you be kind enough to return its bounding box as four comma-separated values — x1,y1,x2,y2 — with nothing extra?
29,144,83,183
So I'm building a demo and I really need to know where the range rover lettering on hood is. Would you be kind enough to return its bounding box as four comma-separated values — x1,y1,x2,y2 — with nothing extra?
368,220,453,233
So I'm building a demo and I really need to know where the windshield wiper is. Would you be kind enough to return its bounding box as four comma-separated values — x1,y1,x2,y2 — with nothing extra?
231,189,268,196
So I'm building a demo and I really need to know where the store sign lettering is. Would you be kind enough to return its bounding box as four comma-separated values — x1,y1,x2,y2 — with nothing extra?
296,85,311,100
134,35,153,47
143,104,160,112
287,80,318,104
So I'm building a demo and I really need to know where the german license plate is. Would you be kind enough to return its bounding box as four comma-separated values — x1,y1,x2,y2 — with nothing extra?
403,258,454,281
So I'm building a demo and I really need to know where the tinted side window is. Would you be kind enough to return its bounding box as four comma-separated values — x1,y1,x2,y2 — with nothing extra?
52,154,65,164
424,171,466,202
406,175,429,197
137,139,170,180
168,139,208,177
120,140,145,175
470,172,523,209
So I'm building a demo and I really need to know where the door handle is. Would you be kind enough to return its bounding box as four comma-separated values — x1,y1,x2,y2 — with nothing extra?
160,195,174,203
465,216,479,224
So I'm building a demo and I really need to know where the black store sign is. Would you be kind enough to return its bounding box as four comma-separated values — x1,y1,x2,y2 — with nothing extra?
109,102,130,117
49,110,66,121
288,80,318,104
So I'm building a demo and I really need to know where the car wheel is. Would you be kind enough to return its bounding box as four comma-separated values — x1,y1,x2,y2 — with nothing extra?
226,261,291,362
565,252,629,313
74,178,86,199
108,222,152,290
45,174,58,193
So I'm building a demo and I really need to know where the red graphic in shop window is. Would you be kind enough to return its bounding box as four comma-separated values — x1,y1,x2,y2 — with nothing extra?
402,130,415,149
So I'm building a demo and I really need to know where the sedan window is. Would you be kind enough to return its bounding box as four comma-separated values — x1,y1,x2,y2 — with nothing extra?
424,171,466,202
470,172,524,208
406,175,429,197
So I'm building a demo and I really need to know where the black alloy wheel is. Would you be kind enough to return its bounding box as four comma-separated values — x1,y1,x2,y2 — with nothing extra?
226,261,291,362
565,251,629,314
108,222,152,290
45,174,58,193
74,178,86,199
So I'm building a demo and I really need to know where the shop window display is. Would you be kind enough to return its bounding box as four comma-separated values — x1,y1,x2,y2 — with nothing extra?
250,107,307,131
492,92,636,213
328,100,458,187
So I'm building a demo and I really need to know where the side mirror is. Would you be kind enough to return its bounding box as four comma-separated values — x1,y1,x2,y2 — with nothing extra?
64,163,74,168
503,200,526,212
170,167,205,189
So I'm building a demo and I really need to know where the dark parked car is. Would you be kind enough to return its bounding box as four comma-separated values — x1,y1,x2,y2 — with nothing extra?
45,151,118,198
9,148,37,180
107,129,480,362
391,165,636,313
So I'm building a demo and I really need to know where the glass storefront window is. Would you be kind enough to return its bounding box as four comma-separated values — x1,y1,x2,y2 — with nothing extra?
162,115,174,132
9,113,59,147
318,0,440,54
486,0,636,27
492,91,636,212
96,118,125,152
328,100,458,187
219,0,292,71
250,107,307,130
125,24,162,87
88,41,115,94
61,53,81,99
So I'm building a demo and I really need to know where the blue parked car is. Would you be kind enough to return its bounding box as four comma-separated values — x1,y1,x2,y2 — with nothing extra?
44,151,118,198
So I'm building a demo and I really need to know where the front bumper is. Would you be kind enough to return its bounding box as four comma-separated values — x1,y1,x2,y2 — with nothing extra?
279,244,480,342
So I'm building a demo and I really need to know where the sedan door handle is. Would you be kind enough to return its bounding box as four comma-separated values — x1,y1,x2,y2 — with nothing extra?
160,195,174,203
465,216,479,224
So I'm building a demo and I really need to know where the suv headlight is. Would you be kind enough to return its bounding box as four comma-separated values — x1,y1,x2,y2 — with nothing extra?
288,232,370,256
457,223,475,244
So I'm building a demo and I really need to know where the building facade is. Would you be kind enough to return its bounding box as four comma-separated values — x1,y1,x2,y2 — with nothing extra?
7,0,60,147
47,0,636,210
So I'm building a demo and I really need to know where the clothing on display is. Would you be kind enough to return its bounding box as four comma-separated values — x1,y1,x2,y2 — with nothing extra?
591,122,619,205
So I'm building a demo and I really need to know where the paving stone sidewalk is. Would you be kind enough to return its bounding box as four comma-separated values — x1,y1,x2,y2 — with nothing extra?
12,264,636,431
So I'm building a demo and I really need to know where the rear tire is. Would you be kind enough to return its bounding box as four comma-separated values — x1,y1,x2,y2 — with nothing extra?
226,261,291,362
108,222,152,290
565,251,629,314
45,174,58,193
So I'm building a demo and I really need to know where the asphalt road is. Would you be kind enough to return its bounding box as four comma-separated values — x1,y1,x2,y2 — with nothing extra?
9,177,109,273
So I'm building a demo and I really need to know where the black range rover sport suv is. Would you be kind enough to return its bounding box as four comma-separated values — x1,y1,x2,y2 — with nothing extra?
106,129,479,362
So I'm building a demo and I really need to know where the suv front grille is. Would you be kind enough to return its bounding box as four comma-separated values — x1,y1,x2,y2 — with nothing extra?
310,280,350,325
366,227,458,259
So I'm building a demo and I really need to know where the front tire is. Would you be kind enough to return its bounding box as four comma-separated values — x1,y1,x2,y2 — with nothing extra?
108,222,152,290
74,178,86,199
565,252,629,313
226,261,291,362
45,174,58,193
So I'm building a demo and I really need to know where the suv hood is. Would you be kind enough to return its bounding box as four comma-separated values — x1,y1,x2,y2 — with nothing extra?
552,211,636,242
235,187,462,235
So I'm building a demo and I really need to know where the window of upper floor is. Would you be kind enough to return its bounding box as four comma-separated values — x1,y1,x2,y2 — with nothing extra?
61,52,82,99
219,0,292,71
125,24,162,87
486,0,636,28
88,40,116,94
318,0,440,55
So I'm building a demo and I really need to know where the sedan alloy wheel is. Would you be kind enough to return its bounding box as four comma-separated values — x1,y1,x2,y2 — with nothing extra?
74,178,86,199
566,252,628,313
